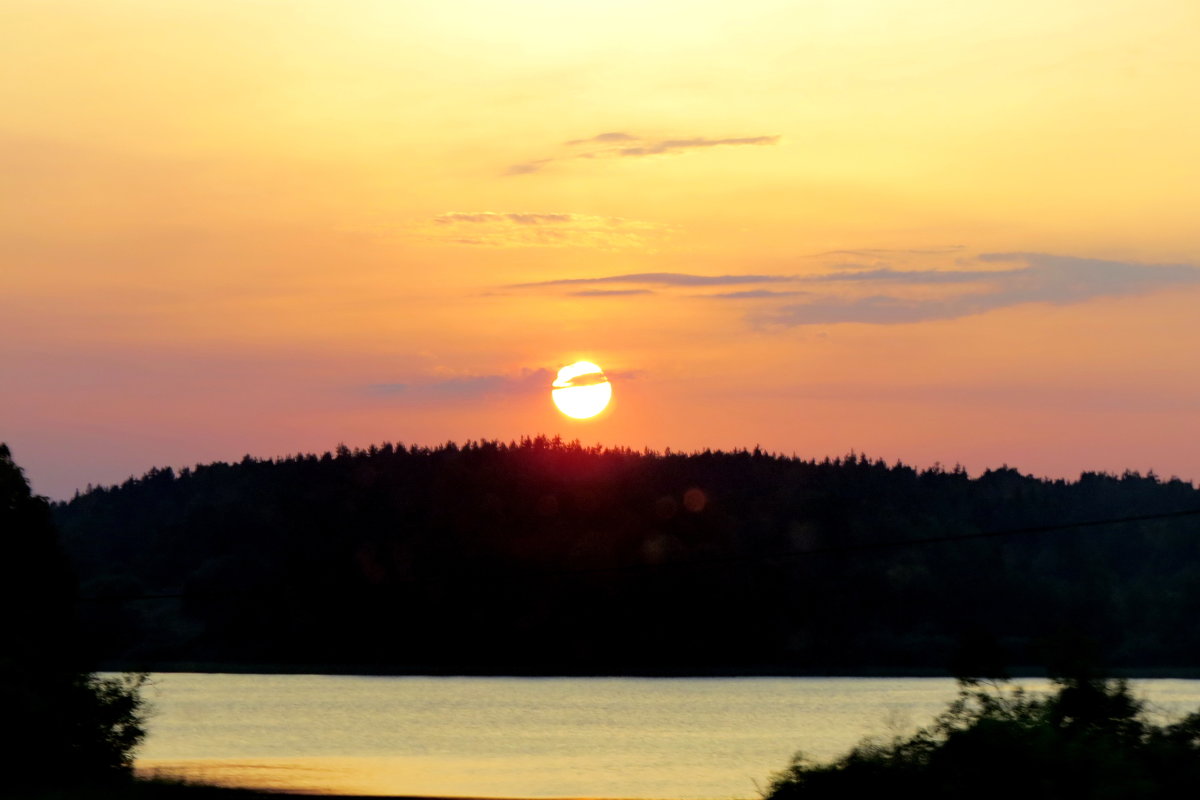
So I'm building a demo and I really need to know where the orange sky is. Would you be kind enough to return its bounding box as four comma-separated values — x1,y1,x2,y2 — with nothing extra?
4,0,1199,498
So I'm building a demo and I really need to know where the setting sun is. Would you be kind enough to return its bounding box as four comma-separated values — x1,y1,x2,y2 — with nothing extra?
551,361,612,419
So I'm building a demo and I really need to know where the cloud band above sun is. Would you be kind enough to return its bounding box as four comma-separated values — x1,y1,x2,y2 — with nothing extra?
505,253,1200,326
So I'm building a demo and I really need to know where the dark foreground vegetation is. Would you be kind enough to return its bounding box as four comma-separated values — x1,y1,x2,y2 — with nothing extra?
0,444,146,794
766,674,1200,800
54,437,1200,674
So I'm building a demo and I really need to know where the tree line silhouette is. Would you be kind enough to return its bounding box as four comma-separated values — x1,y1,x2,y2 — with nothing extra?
54,436,1200,675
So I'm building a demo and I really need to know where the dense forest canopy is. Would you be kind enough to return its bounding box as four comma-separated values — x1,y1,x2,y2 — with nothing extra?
55,437,1200,675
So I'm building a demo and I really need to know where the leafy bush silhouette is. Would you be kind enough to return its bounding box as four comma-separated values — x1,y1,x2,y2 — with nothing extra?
0,443,148,787
765,676,1200,799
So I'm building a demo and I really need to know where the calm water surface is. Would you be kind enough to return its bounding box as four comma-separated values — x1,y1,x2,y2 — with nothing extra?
135,674,1200,798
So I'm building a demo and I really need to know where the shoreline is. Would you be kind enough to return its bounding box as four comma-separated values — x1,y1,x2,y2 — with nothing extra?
142,787,663,800
135,770,693,800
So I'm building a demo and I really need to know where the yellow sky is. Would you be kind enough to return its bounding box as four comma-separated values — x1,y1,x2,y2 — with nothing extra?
3,0,1199,496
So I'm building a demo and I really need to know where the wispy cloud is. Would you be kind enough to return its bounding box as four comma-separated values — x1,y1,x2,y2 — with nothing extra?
613,136,780,157
567,289,656,297
435,212,577,225
425,211,664,249
707,289,810,299
757,253,1200,326
509,131,781,175
564,132,638,146
503,252,1200,325
510,272,794,289
369,368,554,400
803,267,1027,284
813,246,965,258
504,159,554,176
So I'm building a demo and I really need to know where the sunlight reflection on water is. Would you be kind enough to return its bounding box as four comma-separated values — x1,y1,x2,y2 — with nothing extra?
132,675,1200,799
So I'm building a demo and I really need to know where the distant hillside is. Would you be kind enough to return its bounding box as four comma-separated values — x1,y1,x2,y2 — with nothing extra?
54,437,1200,675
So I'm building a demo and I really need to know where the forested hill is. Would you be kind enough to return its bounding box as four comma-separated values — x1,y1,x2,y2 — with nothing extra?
54,437,1200,675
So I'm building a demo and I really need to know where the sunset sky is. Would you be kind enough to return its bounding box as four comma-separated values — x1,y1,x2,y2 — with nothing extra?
4,0,1199,499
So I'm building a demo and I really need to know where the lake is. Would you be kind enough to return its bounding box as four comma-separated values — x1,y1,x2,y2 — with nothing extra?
134,674,1200,798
